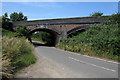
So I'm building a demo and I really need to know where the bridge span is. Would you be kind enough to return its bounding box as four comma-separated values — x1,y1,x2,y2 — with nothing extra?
13,16,107,45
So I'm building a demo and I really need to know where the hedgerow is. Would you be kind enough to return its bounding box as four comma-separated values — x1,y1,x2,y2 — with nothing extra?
56,14,120,61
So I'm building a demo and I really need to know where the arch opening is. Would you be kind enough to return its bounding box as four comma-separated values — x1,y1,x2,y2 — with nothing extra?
28,28,60,46
67,29,85,38
67,25,89,38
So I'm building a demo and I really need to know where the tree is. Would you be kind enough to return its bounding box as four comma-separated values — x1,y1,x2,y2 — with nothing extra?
18,12,24,21
10,12,19,22
15,25,30,38
10,12,27,22
90,12,103,17
23,16,27,21
2,12,28,31
2,13,13,31
2,12,9,22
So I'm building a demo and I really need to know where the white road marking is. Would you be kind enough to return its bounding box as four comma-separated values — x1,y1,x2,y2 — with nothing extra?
82,55,119,64
69,52,119,64
55,48,119,64
69,57,116,72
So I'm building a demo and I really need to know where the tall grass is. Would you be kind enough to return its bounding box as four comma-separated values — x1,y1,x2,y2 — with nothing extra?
2,29,17,38
2,36,36,78
56,22,120,61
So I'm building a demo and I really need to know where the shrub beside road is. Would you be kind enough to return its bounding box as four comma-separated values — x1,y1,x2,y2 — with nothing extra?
2,36,36,78
2,29,36,78
56,14,120,61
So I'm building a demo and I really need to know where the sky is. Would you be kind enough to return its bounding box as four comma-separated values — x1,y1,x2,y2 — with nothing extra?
2,2,119,20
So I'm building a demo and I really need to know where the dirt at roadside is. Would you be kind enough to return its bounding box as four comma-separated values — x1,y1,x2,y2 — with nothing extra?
15,50,78,78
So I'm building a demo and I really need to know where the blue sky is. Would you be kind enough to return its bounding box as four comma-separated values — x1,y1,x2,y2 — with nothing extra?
2,2,118,20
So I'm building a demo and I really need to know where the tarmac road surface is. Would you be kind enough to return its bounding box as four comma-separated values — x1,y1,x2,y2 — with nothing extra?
35,43,119,78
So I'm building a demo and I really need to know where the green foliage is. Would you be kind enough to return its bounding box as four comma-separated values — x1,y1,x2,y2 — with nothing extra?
2,13,13,31
90,12,103,17
2,25,30,39
2,29,17,37
31,31,53,45
10,12,27,22
2,12,28,31
57,14,120,61
15,25,30,38
108,13,120,24
23,16,27,20
1,12,34,78
2,36,36,78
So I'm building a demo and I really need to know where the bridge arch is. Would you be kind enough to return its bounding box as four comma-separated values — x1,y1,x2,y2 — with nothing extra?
28,28,61,46
67,25,90,37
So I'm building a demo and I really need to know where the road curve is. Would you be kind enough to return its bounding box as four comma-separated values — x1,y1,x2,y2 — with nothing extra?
35,45,119,78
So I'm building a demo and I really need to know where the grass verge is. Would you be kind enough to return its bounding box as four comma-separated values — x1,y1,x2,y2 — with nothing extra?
2,36,36,78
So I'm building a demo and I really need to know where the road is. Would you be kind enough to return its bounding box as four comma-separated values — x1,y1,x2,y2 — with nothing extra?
34,42,119,78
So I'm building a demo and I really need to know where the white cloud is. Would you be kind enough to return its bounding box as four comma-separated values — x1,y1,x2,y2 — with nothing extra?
1,0,120,2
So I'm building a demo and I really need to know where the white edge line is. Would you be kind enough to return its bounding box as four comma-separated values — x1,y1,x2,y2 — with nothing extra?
54,48,119,64
69,57,116,72
82,55,119,64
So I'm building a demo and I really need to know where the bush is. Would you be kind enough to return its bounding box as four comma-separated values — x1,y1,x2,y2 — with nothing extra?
56,14,120,61
2,36,36,78
15,25,30,38
108,13,120,24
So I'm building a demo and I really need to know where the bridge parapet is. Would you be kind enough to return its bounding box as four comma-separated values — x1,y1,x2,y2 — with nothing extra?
13,16,107,27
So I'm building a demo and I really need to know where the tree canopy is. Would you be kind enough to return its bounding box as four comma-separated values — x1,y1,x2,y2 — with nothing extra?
2,13,13,31
90,12,103,17
10,12,27,22
2,12,28,31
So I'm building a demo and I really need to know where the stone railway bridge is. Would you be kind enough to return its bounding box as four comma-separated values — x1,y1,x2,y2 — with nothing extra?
13,16,107,46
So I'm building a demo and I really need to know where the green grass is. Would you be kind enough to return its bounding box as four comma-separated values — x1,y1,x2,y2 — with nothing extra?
1,28,37,78
2,36,36,78
13,52,36,72
56,23,120,61
2,29,17,37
